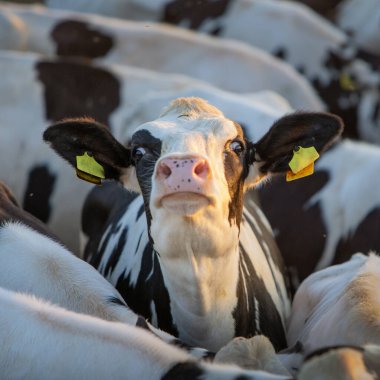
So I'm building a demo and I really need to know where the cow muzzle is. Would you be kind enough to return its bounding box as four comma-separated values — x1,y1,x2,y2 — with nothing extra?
153,154,215,213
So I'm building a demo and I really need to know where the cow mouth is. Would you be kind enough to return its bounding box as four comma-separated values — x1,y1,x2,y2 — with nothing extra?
156,192,214,214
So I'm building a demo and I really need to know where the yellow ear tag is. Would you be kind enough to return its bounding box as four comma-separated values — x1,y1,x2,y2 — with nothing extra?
286,146,319,182
75,152,105,185
339,72,357,91
286,163,314,182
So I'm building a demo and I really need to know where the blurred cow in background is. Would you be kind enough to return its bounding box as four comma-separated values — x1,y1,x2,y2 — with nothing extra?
41,0,380,144
0,2,323,110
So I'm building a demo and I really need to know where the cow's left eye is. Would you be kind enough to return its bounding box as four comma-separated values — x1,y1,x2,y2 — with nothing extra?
229,140,245,155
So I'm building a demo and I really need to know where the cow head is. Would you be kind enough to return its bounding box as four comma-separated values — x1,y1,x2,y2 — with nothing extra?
44,98,342,258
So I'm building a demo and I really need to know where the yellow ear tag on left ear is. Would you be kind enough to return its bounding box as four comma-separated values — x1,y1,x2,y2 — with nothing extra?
76,152,105,185
286,146,319,182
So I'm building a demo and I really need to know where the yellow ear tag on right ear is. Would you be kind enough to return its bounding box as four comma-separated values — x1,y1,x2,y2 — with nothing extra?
75,152,105,185
286,146,319,182
286,163,315,182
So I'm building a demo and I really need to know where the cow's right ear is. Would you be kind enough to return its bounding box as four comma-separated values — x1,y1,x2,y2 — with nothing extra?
43,118,132,182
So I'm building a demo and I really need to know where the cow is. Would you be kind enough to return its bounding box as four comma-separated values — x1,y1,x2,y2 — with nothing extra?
43,97,343,351
297,344,380,380
287,253,380,363
0,181,293,378
42,0,380,144
0,49,293,254
258,138,380,282
0,2,324,110
0,287,294,379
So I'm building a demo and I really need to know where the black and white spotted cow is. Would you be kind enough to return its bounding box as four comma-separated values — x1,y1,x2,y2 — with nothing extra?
292,0,380,56
0,182,294,379
258,138,380,282
43,0,380,144
44,97,343,351
0,3,324,110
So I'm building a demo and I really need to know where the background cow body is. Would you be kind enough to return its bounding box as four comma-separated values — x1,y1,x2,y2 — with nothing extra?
0,2,324,110
41,0,380,144
259,138,380,281
287,253,380,356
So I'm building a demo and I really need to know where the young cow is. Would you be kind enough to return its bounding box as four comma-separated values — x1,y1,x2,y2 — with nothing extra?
44,97,343,352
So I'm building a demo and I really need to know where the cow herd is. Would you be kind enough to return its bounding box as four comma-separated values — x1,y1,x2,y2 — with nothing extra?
0,0,380,379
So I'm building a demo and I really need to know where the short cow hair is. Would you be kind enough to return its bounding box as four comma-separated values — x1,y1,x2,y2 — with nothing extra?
160,97,224,119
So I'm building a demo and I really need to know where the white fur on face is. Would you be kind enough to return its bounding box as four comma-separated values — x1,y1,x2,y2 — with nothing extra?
148,115,239,258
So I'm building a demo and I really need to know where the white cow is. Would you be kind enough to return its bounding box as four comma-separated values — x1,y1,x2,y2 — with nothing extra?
287,253,380,357
0,287,295,380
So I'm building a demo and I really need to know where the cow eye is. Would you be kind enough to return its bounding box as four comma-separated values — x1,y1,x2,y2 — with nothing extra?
229,140,245,155
132,147,146,162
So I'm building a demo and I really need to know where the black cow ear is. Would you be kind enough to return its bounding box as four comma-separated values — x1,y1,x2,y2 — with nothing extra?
253,112,344,174
43,118,131,182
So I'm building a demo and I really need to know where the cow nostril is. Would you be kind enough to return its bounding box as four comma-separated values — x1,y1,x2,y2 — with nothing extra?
194,160,208,177
158,162,172,179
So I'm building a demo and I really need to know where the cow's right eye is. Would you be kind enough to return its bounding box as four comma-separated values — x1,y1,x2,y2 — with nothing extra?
132,147,146,162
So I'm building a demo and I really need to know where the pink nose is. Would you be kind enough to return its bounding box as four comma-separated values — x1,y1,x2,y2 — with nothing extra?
156,156,210,193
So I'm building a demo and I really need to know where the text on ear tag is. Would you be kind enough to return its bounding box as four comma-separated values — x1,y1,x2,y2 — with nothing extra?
288,146,319,174
76,152,105,184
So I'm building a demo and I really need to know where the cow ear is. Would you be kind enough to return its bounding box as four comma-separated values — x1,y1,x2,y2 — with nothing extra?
43,118,131,182
253,112,343,175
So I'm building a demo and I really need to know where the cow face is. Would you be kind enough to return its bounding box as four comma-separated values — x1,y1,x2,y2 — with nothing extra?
44,97,343,258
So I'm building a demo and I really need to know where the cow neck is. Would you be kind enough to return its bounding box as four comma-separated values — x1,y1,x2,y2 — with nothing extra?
156,228,241,351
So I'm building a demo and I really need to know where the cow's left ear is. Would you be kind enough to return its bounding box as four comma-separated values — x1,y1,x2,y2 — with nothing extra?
245,112,343,187
43,118,131,182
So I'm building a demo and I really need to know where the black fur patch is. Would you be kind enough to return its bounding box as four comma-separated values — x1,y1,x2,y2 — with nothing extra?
304,345,364,362
232,244,287,351
161,362,204,380
107,296,126,307
0,181,61,242
136,316,151,331
130,129,162,232
36,60,120,125
51,20,113,59
162,0,231,31
22,165,56,223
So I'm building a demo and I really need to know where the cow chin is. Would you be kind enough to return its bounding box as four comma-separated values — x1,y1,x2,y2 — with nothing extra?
158,192,212,216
